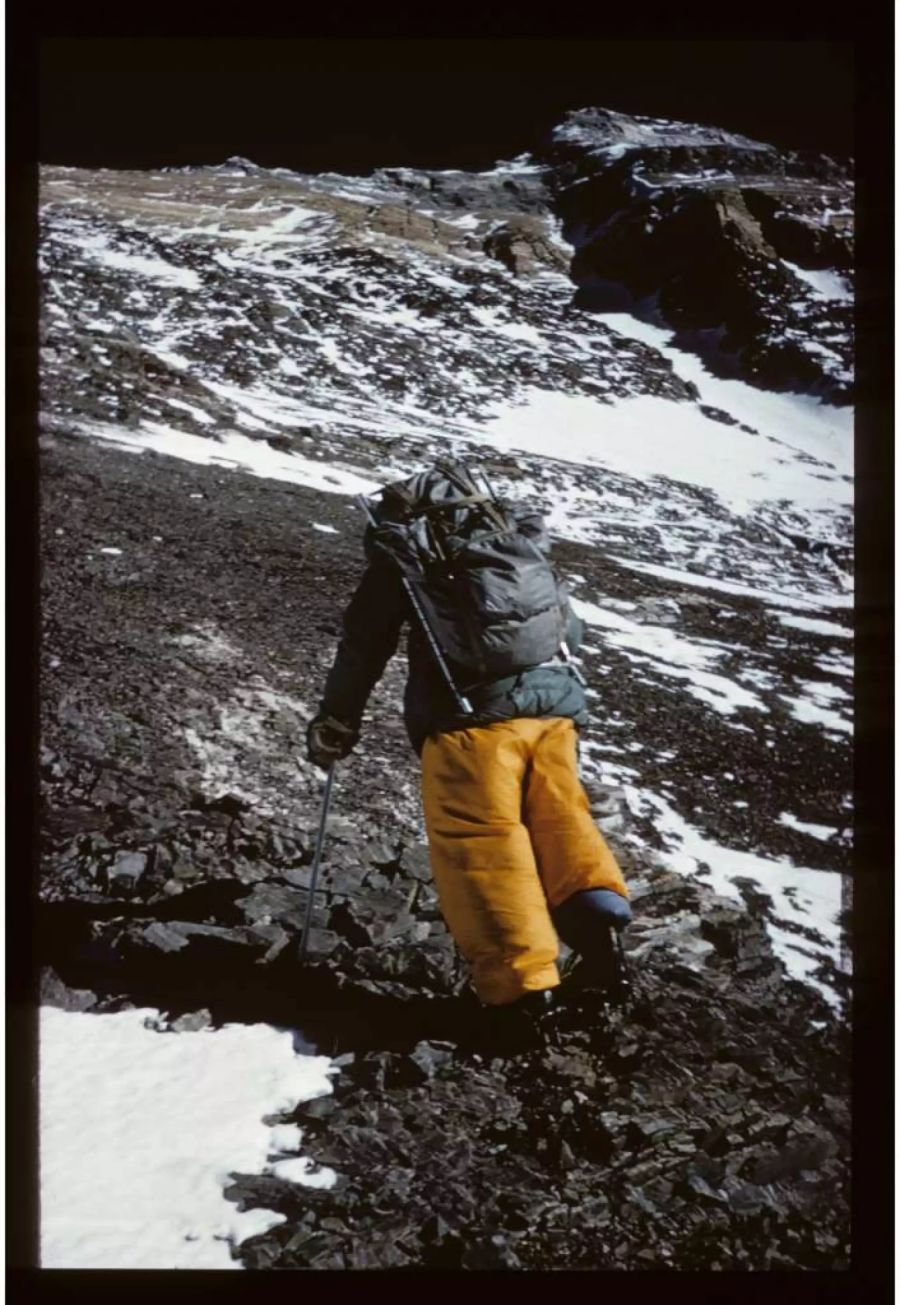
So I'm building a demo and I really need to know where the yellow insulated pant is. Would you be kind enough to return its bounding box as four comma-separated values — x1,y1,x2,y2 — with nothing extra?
420,716,629,1006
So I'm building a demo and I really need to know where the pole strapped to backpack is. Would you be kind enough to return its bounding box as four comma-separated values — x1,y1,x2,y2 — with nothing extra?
356,494,474,716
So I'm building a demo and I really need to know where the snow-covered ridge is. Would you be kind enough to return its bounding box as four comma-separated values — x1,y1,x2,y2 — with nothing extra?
552,106,775,157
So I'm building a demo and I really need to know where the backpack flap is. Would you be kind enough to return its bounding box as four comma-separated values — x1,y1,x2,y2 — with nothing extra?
364,464,487,575
363,463,571,684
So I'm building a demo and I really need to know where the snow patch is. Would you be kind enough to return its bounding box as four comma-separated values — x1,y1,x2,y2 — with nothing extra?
571,596,765,717
620,786,845,1008
75,418,381,496
782,691,852,736
778,812,843,842
776,613,853,638
168,622,243,664
783,261,853,302
39,1006,337,1269
597,311,853,471
69,232,202,290
182,679,313,813
470,305,544,345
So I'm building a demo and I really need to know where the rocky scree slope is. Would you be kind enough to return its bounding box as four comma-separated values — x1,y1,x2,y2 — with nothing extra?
40,440,850,1271
39,108,852,1269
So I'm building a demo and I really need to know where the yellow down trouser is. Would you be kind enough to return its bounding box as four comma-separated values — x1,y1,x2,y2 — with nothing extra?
421,716,629,1006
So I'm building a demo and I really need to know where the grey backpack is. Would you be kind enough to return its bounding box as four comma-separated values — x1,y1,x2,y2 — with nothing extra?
364,461,571,687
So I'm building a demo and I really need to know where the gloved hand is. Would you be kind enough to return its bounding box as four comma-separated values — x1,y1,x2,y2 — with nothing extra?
306,713,359,768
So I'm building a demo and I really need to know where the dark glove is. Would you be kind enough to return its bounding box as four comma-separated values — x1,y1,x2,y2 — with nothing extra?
306,713,359,768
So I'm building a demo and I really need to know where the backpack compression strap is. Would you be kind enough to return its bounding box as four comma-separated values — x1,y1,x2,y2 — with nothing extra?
410,493,491,516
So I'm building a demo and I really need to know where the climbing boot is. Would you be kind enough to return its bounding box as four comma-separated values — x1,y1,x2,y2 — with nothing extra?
480,988,563,1055
561,926,632,1010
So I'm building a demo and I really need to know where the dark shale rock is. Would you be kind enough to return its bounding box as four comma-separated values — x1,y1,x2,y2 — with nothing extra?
548,110,852,400
295,1094,337,1121
40,965,98,1012
235,883,309,930
462,1235,524,1270
138,921,193,953
107,850,149,891
129,919,296,966
397,842,433,882
298,928,341,960
700,906,752,958
169,1008,213,1032
404,1040,455,1083
750,1131,839,1184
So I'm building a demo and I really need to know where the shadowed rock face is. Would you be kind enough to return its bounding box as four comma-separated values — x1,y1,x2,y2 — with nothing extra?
483,216,571,276
542,108,853,400
38,106,851,1270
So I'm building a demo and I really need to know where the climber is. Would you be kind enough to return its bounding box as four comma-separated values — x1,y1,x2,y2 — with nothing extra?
306,461,632,1043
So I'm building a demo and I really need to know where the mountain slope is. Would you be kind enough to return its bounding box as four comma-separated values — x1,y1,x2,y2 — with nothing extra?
38,108,853,1270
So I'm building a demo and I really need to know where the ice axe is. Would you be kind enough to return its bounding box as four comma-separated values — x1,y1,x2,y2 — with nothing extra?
297,759,336,964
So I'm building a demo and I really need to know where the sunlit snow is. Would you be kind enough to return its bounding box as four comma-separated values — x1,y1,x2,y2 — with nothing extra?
615,785,845,1008
781,691,852,735
782,261,853,302
607,555,853,612
571,595,765,716
74,419,381,496
596,312,853,470
778,811,843,841
477,387,849,515
55,229,202,291
40,1007,337,1269
776,613,853,638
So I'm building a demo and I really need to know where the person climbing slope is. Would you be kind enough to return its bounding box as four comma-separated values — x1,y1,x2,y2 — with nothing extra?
306,460,631,1042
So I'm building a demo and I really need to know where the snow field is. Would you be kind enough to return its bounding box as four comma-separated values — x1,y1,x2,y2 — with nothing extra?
478,386,850,516
40,1007,337,1269
595,312,853,472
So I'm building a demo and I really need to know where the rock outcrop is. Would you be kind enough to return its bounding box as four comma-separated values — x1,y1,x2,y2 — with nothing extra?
542,108,853,400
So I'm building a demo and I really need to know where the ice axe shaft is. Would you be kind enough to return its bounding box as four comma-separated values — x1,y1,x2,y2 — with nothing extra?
614,928,633,1010
298,761,336,964
558,638,588,688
